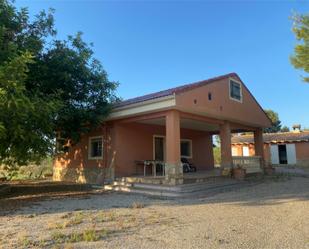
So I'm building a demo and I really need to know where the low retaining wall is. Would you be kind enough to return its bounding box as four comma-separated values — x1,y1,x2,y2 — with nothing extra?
0,184,11,197
0,181,93,199
53,167,114,184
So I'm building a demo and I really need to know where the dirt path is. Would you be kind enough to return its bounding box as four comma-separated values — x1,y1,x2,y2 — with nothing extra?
0,176,308,249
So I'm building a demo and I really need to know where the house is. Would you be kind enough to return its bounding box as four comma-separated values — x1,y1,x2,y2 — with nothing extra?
53,72,271,185
231,126,309,167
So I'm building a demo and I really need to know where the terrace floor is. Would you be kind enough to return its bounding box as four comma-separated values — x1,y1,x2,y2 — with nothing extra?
123,169,223,185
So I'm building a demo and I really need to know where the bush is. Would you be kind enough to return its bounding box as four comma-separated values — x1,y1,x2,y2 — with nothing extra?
213,147,221,166
0,157,53,181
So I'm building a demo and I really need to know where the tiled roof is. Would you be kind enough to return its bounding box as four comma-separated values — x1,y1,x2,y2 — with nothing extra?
115,72,239,108
232,131,309,144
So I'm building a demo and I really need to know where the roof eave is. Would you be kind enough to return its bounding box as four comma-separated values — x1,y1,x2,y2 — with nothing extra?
107,94,176,120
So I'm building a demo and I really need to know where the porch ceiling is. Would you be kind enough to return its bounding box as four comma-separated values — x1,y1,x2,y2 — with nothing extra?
138,118,219,132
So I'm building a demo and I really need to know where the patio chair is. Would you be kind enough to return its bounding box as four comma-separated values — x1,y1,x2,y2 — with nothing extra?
181,157,197,173
155,161,165,176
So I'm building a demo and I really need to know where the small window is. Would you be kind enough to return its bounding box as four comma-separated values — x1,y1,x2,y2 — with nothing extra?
232,147,238,156
89,136,103,159
208,92,212,100
229,79,242,102
181,139,192,158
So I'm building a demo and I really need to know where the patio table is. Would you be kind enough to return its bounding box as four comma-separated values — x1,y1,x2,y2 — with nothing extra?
135,160,165,177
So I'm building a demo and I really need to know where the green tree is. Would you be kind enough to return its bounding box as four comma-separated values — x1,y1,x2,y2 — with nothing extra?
280,126,290,132
264,109,282,133
0,52,59,165
212,135,221,166
213,147,221,166
26,33,118,146
290,13,309,83
0,0,118,165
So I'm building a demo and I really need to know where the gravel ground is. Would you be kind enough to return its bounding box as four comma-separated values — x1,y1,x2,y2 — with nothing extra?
0,176,308,249
275,166,309,177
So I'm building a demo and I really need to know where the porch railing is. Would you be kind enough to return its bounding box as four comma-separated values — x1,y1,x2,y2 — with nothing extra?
232,156,262,173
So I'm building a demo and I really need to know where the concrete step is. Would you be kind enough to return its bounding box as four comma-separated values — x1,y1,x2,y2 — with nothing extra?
112,181,133,187
125,188,181,197
132,179,238,193
104,179,257,198
117,177,165,185
103,184,180,197
117,175,230,185
104,185,131,192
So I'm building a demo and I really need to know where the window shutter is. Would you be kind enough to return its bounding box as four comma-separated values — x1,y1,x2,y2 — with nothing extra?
242,146,250,156
270,145,279,164
286,144,296,165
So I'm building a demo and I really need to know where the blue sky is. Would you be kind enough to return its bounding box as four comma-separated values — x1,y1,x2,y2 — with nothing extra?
16,0,309,129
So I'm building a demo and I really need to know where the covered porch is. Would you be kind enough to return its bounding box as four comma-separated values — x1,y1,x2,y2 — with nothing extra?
113,109,265,185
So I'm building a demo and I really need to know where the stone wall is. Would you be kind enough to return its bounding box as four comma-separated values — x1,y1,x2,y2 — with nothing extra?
53,167,114,184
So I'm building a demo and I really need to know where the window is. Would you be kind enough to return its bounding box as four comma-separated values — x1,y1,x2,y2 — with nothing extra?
208,92,212,100
181,139,192,158
88,136,103,159
229,79,242,102
232,147,238,156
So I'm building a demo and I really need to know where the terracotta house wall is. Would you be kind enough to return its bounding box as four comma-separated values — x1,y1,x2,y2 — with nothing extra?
175,76,271,128
112,122,164,177
192,133,214,170
53,128,108,183
112,122,214,177
263,144,271,165
249,144,255,156
295,142,309,166
54,129,104,169
54,121,215,182
232,144,242,156
231,144,255,156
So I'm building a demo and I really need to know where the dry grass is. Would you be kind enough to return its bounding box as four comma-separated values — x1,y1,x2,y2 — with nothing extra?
47,212,85,230
51,228,109,243
130,201,145,209
4,177,308,249
13,208,168,248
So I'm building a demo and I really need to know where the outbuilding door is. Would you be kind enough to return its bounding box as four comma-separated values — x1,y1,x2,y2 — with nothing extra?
270,144,296,165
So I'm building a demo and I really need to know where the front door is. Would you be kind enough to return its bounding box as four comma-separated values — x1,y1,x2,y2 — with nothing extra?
154,136,165,161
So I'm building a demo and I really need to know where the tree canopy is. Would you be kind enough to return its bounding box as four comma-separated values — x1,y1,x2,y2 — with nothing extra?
280,126,290,132
263,109,282,133
0,0,118,165
290,13,309,83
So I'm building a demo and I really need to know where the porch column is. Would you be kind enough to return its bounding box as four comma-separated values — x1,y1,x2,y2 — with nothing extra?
254,128,265,168
220,121,233,168
165,110,183,185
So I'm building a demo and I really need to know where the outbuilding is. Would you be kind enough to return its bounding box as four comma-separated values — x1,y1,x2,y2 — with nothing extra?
231,129,309,167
